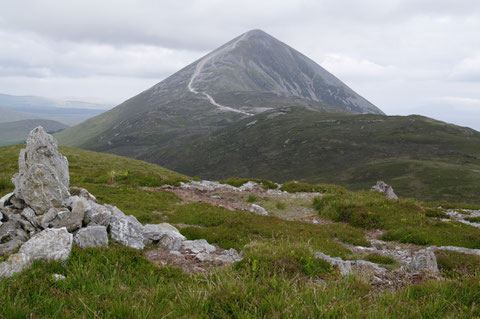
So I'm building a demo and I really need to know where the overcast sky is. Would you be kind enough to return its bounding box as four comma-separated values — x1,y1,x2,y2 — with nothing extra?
1,0,480,130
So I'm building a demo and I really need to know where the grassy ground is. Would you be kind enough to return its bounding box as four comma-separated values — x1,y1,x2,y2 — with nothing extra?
2,145,480,318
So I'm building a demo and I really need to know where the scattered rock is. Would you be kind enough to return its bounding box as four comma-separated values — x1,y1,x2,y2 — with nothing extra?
314,252,387,278
143,223,186,251
249,204,268,216
371,181,398,200
19,227,73,262
109,207,145,249
12,126,70,215
182,239,216,254
74,226,108,249
0,253,32,278
0,220,28,247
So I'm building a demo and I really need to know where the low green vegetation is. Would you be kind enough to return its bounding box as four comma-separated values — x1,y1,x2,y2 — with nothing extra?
280,181,346,194
247,194,256,203
436,250,480,278
314,191,480,248
424,208,450,219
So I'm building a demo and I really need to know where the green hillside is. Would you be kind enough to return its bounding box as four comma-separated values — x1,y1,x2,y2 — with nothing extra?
0,119,68,146
158,107,480,204
2,145,480,317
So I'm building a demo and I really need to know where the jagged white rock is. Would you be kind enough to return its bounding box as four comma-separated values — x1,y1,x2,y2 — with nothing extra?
12,127,70,215
109,207,145,249
371,181,398,199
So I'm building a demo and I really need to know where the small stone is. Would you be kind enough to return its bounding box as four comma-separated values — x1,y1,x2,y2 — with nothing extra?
53,273,66,281
39,208,59,229
74,226,108,249
19,227,73,262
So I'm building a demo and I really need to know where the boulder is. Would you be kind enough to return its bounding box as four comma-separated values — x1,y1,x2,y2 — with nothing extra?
19,227,73,261
74,225,108,249
84,202,112,227
12,126,70,215
0,253,32,278
143,223,186,251
0,192,13,208
109,207,145,249
49,197,87,232
408,248,439,276
249,204,268,216
371,181,398,199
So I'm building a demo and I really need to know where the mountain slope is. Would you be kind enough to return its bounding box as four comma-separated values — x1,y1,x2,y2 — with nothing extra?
56,29,381,151
159,107,480,203
0,119,68,146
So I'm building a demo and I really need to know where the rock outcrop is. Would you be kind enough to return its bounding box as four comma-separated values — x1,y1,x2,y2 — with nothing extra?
0,127,243,278
371,181,398,199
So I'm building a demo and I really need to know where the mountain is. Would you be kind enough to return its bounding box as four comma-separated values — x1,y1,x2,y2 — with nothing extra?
0,119,68,146
0,93,111,125
56,29,382,151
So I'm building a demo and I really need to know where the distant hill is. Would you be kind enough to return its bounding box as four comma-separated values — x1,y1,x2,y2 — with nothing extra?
0,119,68,146
159,107,480,203
0,93,111,125
56,29,381,151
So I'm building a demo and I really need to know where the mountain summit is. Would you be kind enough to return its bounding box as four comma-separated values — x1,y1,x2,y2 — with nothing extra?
181,29,383,115
56,29,382,156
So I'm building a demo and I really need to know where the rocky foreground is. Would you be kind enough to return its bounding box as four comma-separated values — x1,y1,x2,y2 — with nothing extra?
0,127,241,278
